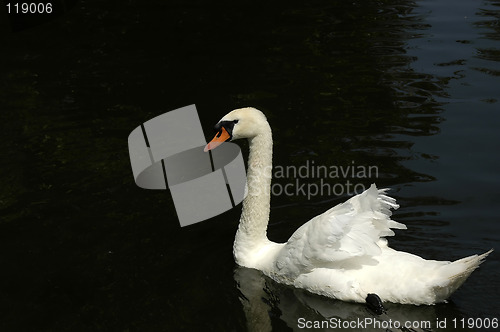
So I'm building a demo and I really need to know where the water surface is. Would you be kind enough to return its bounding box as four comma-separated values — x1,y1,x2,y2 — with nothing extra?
0,0,499,331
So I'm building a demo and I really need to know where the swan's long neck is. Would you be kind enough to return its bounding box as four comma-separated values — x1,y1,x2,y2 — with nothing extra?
234,124,273,265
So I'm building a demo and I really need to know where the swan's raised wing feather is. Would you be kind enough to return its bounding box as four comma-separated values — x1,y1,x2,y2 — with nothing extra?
275,184,406,277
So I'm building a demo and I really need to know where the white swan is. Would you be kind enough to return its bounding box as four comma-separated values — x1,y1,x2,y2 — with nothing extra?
205,107,492,305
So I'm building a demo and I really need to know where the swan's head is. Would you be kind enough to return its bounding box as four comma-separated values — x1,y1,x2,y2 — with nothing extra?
204,107,268,151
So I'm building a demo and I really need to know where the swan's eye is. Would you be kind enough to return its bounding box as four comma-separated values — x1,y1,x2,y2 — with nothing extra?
213,120,236,140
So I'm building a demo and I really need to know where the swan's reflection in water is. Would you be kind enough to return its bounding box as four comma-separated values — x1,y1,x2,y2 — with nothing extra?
235,266,474,331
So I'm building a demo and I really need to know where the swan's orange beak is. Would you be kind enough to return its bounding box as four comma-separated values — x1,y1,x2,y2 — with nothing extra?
204,127,231,152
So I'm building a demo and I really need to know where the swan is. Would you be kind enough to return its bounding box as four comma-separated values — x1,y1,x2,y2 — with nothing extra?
204,107,492,305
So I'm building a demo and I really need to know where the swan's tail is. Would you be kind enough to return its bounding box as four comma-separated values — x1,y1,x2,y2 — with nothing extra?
433,249,493,303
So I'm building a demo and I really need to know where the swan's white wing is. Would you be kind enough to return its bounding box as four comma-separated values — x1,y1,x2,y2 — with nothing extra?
274,184,406,277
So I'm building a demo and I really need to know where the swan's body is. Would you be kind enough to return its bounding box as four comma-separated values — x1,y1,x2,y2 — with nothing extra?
205,107,492,305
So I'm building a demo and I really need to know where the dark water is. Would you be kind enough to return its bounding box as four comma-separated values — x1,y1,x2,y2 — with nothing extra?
1,0,499,331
